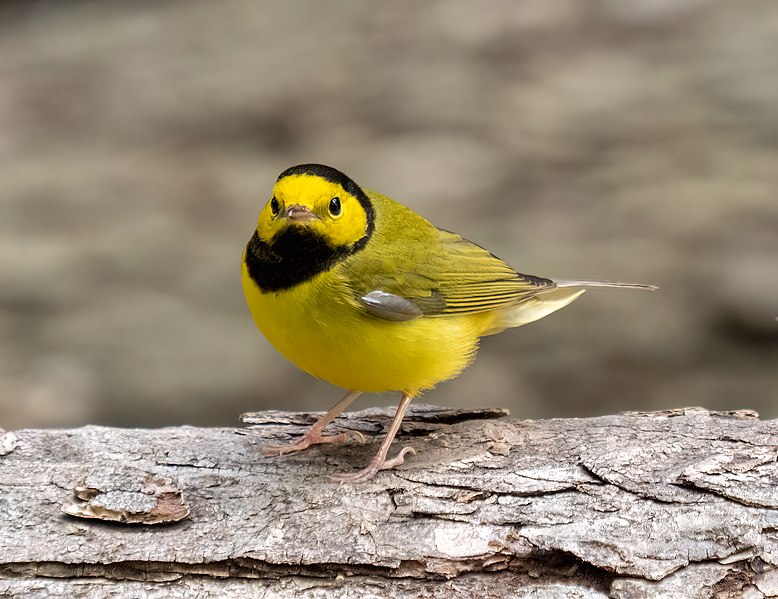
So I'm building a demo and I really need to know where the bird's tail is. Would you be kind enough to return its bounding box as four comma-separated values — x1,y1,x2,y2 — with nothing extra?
483,279,657,335
555,279,659,291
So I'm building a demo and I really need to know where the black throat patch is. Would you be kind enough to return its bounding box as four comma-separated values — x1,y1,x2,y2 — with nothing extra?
244,227,353,292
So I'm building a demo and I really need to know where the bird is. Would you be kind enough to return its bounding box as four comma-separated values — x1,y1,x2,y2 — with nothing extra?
241,163,657,482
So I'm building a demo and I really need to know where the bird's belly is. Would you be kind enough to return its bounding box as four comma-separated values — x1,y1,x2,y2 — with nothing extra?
242,266,485,393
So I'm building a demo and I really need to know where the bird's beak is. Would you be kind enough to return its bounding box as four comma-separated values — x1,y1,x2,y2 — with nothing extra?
283,204,319,224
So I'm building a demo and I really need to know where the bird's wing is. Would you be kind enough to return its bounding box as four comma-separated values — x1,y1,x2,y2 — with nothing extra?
348,226,555,319
427,229,555,315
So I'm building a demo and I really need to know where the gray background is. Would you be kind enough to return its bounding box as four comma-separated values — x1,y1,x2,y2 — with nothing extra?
1,0,776,429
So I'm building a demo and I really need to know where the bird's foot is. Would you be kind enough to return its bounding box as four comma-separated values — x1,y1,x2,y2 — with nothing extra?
330,446,416,484
261,429,366,457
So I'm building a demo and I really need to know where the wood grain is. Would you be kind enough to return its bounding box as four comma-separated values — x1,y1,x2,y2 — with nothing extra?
1,405,776,597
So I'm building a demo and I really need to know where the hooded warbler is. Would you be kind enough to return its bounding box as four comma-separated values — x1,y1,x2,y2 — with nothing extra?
242,164,656,482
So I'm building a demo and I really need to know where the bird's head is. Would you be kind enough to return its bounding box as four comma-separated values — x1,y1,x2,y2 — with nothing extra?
256,164,374,251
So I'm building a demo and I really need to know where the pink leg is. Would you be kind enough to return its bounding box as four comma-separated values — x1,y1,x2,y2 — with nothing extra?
261,390,363,456
330,393,416,483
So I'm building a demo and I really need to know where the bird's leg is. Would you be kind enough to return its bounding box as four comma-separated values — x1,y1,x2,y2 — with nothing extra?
330,392,416,483
261,390,363,456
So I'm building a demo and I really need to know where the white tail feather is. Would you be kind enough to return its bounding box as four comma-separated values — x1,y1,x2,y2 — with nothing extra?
484,279,657,335
485,288,586,334
555,280,659,291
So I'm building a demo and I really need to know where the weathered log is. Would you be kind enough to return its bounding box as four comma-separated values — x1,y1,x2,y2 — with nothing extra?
0,405,776,598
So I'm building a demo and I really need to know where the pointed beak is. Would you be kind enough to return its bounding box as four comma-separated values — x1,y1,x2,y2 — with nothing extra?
283,204,319,224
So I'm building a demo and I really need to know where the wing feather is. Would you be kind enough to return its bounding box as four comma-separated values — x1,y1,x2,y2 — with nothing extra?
428,229,554,315
343,206,554,317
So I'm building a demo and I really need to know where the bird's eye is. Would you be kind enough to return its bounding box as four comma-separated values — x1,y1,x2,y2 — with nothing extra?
270,197,280,216
329,197,342,216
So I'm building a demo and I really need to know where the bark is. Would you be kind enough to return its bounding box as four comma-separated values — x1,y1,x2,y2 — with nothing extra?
0,405,776,598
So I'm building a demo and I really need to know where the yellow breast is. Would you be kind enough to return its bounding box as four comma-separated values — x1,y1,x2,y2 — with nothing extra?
241,256,490,394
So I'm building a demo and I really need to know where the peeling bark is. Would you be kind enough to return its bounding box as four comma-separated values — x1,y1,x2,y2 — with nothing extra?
0,406,776,598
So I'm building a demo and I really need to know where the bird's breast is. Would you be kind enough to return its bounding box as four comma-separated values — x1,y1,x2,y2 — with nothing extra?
241,258,486,393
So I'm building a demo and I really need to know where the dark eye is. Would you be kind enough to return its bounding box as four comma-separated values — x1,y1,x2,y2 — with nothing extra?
329,197,341,216
270,197,280,216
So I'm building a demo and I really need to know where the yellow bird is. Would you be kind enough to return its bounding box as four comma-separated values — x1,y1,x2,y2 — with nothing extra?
242,164,656,482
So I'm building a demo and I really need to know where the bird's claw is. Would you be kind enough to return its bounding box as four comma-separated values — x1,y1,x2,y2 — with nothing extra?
261,429,365,457
329,445,416,484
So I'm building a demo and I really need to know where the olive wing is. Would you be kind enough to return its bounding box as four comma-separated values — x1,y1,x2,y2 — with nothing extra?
350,227,555,320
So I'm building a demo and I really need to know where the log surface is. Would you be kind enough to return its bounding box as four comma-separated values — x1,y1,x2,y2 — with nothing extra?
1,405,777,598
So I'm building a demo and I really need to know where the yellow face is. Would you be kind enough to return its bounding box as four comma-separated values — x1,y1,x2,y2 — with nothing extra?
257,169,372,249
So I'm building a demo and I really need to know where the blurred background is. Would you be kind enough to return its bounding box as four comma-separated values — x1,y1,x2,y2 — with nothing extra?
1,0,776,430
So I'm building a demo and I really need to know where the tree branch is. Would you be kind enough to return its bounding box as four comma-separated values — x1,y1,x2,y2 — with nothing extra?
1,405,776,598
